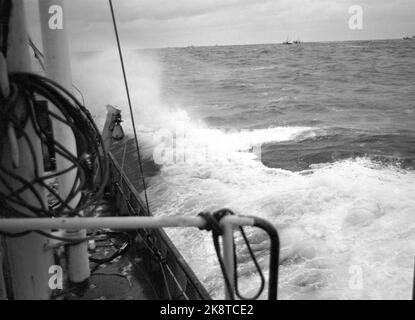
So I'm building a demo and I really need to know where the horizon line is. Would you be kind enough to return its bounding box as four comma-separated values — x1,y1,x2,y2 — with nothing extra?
72,36,411,54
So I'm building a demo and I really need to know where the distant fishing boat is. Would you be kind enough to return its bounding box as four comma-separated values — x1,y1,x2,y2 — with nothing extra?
293,37,302,44
292,33,302,45
282,36,293,45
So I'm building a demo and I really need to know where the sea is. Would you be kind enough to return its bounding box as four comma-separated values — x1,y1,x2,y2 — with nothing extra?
71,39,415,299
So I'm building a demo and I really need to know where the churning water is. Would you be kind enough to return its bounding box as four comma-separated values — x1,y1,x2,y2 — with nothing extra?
72,39,415,299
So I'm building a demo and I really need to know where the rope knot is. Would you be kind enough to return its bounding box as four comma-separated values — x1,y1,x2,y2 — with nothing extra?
198,209,234,236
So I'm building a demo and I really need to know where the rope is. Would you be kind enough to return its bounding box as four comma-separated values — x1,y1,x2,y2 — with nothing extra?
108,0,151,215
119,140,127,184
89,232,131,273
28,36,45,71
159,261,173,300
72,83,85,106
164,263,190,300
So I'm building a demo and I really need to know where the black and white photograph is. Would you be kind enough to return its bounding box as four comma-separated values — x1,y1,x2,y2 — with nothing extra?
0,0,414,304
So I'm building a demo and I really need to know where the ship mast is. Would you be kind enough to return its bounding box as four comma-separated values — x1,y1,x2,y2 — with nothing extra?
38,0,90,286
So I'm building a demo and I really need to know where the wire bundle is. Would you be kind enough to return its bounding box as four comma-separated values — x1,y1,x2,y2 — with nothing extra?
0,72,108,218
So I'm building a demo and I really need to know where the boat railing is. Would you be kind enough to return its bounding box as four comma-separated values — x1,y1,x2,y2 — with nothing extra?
108,151,212,300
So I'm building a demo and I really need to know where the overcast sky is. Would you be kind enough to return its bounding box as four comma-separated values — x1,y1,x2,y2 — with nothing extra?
25,0,415,51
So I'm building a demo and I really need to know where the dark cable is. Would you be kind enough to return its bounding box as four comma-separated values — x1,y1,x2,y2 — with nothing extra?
28,36,45,71
0,72,109,217
91,272,129,281
0,0,12,57
0,230,32,237
89,231,131,273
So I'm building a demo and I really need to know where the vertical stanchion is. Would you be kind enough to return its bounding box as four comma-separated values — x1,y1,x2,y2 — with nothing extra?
412,257,414,300
222,222,235,299
0,0,55,299
0,252,6,299
38,0,90,284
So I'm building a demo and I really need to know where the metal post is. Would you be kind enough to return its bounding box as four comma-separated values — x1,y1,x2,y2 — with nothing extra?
221,220,235,299
38,0,89,284
0,252,6,299
0,0,54,299
412,257,414,300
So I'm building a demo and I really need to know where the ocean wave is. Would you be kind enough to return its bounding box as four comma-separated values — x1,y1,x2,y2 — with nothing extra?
261,128,415,171
150,154,415,299
139,113,415,300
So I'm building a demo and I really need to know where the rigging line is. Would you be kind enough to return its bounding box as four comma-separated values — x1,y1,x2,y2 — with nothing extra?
28,37,44,58
119,140,128,185
72,83,85,106
159,261,173,300
28,36,46,72
108,0,151,215
28,37,86,106
164,263,190,300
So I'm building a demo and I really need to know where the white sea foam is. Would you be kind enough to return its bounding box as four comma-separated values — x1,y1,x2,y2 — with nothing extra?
151,154,415,300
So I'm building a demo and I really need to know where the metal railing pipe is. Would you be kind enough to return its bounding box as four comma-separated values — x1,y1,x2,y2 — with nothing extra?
0,215,255,232
221,221,235,299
